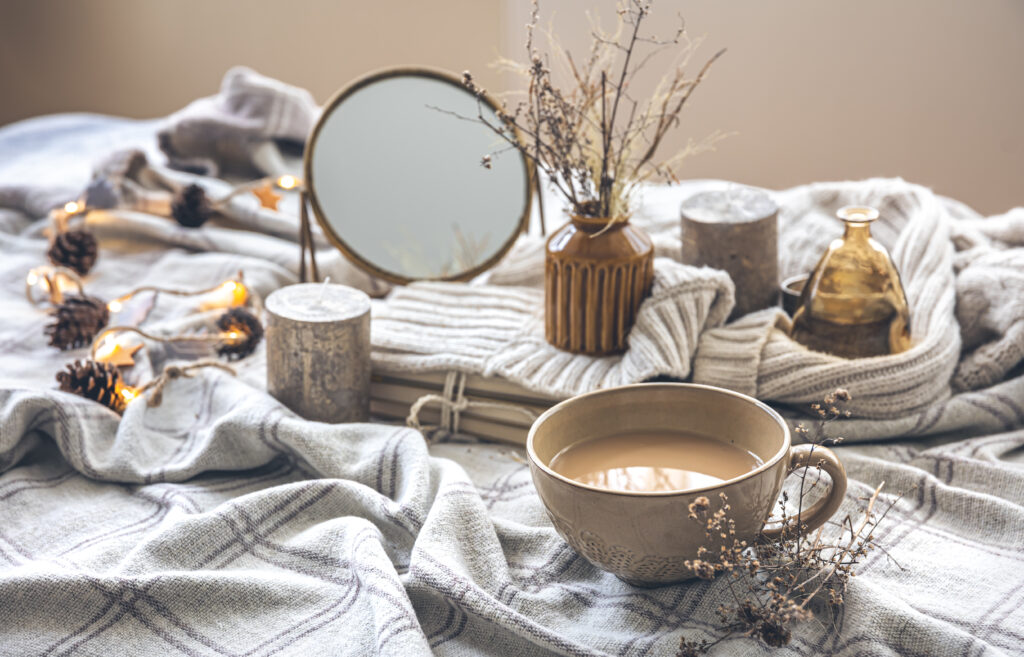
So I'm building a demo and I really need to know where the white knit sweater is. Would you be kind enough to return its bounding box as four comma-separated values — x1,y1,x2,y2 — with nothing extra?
371,178,1024,434
373,259,734,399
694,179,959,418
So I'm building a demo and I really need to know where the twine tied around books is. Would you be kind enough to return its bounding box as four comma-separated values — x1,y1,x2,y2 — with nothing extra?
406,371,539,440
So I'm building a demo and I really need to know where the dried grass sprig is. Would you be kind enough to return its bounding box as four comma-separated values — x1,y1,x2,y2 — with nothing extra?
460,0,725,223
676,390,912,655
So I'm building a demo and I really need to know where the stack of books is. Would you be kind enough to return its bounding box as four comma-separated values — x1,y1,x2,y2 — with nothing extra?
370,371,563,445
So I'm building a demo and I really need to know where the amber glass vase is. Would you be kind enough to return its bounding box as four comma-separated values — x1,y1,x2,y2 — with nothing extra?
545,215,654,355
791,206,911,358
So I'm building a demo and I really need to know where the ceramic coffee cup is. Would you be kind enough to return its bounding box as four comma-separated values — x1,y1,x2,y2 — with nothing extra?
527,383,847,586
781,273,809,316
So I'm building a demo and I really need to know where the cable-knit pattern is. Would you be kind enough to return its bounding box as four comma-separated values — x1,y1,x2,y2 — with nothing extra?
370,178,1023,423
692,179,960,418
372,258,734,398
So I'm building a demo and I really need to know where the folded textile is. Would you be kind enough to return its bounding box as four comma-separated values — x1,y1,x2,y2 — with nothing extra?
373,258,734,399
382,178,1024,438
950,207,1024,391
158,66,319,177
3,84,1024,657
693,179,959,419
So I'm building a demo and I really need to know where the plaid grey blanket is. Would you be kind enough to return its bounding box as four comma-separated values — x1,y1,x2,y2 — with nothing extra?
1,110,1023,656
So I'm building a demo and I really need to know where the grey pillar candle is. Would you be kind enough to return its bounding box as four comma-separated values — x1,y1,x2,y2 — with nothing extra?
265,282,371,423
680,187,779,320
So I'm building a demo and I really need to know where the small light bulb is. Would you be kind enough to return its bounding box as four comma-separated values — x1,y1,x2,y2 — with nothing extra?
229,281,248,306
64,201,82,214
120,387,137,401
224,281,237,291
26,272,39,286
227,331,240,341
108,300,122,313
55,276,77,292
277,175,299,190
95,339,117,361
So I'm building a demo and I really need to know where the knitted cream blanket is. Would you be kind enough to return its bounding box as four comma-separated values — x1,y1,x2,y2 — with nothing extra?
373,179,1024,439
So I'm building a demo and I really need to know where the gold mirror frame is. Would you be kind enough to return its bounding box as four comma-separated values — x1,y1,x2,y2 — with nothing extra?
303,66,534,285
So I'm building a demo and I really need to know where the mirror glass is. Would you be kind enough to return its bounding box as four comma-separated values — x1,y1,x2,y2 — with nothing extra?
306,69,531,283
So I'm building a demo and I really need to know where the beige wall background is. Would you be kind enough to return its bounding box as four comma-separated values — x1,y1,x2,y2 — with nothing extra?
1,0,1021,215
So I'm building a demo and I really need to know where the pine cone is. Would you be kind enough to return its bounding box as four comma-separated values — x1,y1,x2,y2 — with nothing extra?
45,295,110,350
48,228,98,275
171,184,213,228
56,359,126,413
216,307,263,360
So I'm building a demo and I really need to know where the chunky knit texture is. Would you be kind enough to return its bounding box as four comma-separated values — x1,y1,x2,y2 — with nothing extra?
949,207,1024,391
694,179,960,418
373,178,1015,422
373,258,735,399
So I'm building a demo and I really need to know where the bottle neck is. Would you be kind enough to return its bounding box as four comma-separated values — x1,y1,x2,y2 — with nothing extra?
842,221,872,241
571,214,627,234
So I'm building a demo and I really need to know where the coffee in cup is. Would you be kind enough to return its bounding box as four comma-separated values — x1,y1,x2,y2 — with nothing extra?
549,430,762,493
527,383,846,586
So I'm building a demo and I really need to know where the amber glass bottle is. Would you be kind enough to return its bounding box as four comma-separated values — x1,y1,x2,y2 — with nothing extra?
791,206,911,358
545,215,654,355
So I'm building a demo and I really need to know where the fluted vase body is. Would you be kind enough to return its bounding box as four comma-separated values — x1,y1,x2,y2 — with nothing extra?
545,215,654,355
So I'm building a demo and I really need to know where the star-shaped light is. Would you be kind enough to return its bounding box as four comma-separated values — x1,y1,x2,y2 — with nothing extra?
95,342,143,368
252,182,282,210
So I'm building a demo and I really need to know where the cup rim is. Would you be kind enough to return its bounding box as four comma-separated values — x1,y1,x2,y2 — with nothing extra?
781,273,809,292
526,382,791,497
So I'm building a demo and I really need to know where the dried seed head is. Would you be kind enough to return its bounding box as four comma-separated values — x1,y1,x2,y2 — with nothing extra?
688,495,710,518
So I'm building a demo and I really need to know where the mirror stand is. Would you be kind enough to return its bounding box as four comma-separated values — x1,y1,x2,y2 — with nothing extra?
298,189,321,283
533,163,547,237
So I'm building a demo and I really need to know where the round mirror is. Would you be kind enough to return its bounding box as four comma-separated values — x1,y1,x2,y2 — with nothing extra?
304,68,532,284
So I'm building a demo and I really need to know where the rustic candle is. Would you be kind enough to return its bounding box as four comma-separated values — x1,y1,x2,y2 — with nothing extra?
265,281,371,423
680,187,779,320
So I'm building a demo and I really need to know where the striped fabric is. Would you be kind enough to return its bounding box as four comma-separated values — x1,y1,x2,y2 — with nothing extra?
0,75,1022,656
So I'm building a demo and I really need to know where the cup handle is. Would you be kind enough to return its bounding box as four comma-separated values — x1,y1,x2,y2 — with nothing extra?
760,443,847,540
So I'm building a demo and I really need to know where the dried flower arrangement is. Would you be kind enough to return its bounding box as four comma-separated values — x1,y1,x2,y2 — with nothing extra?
460,0,726,222
455,0,727,355
676,390,910,655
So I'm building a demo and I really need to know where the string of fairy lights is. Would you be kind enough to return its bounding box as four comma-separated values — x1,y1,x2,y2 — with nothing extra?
32,173,304,413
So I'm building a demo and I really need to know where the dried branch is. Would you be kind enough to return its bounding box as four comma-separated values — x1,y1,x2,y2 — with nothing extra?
457,0,724,223
677,390,913,655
